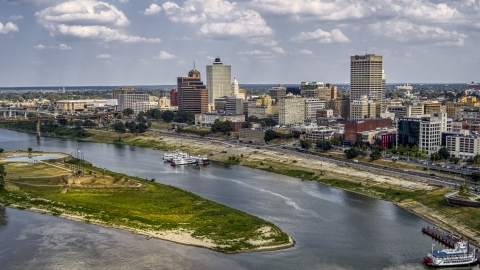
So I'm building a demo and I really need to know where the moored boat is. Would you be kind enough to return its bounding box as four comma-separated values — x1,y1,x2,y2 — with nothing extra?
423,240,479,267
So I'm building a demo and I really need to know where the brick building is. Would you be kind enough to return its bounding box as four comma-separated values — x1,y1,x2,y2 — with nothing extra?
344,118,392,143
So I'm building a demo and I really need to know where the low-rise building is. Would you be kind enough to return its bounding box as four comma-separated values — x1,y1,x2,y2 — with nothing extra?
305,129,336,141
344,118,392,143
397,112,452,154
455,107,480,122
239,129,265,143
247,95,278,119
350,96,378,120
55,99,108,112
305,99,325,120
446,132,480,158
195,111,245,126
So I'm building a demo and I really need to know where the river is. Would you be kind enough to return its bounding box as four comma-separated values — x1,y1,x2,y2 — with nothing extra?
0,129,470,269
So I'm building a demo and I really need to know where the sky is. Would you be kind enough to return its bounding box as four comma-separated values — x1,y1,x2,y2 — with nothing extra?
0,0,479,87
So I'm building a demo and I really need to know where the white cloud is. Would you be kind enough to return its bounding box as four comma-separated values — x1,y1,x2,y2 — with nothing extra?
369,20,467,46
97,54,111,58
237,50,270,55
9,15,23,20
0,22,19,34
272,47,285,54
154,51,176,59
144,4,162,15
35,0,161,43
33,43,71,50
294,49,313,55
58,43,72,50
249,0,463,24
291,28,350,43
54,25,161,43
162,0,276,46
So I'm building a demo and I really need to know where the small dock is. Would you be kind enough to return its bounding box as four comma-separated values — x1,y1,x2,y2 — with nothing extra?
422,227,479,258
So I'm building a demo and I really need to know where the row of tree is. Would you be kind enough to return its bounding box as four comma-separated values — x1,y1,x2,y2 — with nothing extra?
265,130,301,142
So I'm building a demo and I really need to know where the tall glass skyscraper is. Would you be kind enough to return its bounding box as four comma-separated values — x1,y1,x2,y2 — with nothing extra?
206,58,231,104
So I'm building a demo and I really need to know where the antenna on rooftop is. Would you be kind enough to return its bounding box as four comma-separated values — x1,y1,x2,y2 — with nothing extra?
193,60,196,70
365,48,368,54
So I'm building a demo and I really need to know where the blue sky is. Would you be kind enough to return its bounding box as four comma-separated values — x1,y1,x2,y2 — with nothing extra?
1,0,479,87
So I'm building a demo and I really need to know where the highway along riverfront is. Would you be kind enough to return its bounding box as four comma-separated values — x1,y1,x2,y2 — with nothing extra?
0,128,465,270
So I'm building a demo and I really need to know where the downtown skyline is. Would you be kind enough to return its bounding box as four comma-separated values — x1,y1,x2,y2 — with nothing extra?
1,0,479,87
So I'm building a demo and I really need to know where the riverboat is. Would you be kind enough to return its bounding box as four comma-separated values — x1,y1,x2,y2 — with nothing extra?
423,240,478,267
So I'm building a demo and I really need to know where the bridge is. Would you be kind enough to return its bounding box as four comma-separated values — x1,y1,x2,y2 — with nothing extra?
0,111,120,137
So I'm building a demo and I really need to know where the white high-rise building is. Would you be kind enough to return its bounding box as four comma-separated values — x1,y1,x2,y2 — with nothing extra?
350,54,384,117
206,57,231,104
231,78,244,100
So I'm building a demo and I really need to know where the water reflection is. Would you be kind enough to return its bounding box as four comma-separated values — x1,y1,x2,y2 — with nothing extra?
0,206,7,228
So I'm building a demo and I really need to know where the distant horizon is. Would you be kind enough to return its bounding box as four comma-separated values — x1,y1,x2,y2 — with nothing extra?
0,82,475,89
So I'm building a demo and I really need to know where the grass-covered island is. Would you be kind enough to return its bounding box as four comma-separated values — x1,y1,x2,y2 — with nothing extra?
0,152,294,253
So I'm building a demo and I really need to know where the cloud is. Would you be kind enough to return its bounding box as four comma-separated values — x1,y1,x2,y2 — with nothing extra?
162,0,276,46
9,15,23,20
293,49,313,55
97,54,111,58
34,43,72,50
291,28,350,43
0,22,19,34
249,0,463,24
35,0,161,43
144,4,162,15
369,20,467,46
154,51,175,59
237,50,270,55
271,47,285,54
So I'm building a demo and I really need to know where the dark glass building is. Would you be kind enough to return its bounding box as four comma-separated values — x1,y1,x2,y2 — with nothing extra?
397,118,421,146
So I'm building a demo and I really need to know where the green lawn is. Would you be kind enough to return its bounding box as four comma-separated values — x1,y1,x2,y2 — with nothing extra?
0,161,291,253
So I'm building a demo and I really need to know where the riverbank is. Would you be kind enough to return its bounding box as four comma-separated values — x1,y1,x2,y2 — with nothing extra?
0,156,294,253
81,130,480,245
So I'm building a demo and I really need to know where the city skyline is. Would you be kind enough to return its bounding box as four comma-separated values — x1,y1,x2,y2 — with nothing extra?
1,0,480,87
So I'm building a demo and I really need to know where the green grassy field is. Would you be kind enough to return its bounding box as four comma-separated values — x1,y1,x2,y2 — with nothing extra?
0,160,291,253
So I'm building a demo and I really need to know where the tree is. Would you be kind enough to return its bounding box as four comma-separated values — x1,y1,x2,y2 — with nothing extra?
58,119,68,126
173,111,195,124
125,121,137,133
411,145,419,157
27,112,37,118
136,123,148,133
315,140,332,152
27,147,32,153
122,108,134,116
300,139,312,150
292,130,301,139
370,146,384,161
265,130,277,142
136,111,147,123
344,148,359,159
0,163,6,188
248,115,259,122
161,110,174,122
430,152,442,161
438,147,450,160
112,121,126,133
0,148,3,153
147,121,152,128
242,121,253,128
398,145,405,155
448,156,461,164
211,119,233,135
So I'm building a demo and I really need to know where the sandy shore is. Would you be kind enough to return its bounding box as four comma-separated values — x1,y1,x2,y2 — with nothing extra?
5,203,295,253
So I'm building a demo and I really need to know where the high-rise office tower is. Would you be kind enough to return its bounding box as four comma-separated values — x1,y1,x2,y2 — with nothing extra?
177,68,208,113
206,57,231,104
350,54,384,117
